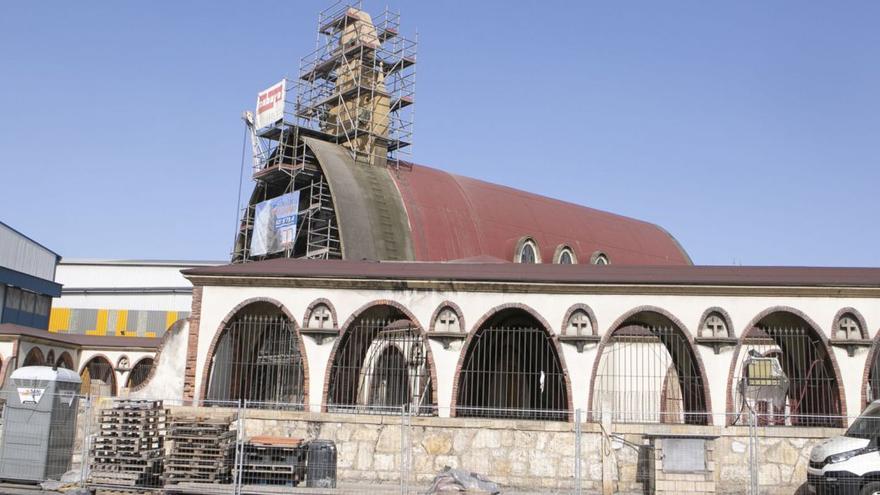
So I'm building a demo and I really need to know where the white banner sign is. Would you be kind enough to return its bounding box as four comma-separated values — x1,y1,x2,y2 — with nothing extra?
250,192,300,257
255,80,286,129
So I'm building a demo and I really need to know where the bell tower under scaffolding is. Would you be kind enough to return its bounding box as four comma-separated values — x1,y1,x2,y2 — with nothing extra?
232,1,417,263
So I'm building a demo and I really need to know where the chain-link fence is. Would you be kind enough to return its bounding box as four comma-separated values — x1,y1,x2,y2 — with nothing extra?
0,390,871,494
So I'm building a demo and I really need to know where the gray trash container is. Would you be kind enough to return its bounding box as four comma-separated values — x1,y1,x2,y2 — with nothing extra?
306,439,337,488
0,366,81,483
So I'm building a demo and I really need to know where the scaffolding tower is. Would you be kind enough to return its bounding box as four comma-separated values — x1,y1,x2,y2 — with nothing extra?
232,1,417,263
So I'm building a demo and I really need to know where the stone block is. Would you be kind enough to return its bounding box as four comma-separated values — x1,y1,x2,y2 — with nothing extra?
759,464,780,485
376,426,401,453
731,440,747,453
352,426,378,442
528,449,557,477
421,433,453,455
373,453,395,471
472,429,501,449
453,429,475,451
765,439,800,466
355,441,375,471
433,454,460,470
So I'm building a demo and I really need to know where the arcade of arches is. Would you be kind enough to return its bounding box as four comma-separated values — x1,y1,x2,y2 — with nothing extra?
191,289,878,427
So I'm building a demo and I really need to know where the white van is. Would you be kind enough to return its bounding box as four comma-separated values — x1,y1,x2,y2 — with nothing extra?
808,401,880,494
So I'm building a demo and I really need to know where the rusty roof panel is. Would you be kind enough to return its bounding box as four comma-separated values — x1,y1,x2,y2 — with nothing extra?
184,258,880,288
392,164,691,265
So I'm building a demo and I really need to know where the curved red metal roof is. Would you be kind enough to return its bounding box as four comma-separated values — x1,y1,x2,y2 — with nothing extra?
392,164,692,265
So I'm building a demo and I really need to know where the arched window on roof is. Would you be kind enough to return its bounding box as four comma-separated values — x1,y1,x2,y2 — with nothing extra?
515,237,541,264
554,245,577,264
591,252,609,265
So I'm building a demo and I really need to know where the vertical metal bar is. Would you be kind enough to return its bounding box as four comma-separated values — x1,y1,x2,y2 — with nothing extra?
749,406,758,495
399,404,409,494
575,408,582,495
235,400,246,495
79,395,91,488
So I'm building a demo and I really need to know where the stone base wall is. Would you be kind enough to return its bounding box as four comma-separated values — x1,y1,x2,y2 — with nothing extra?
157,407,837,493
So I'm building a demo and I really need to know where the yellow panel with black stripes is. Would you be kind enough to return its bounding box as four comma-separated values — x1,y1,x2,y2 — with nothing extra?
49,308,188,338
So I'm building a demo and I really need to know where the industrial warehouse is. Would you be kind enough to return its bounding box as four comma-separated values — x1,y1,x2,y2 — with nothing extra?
0,2,878,495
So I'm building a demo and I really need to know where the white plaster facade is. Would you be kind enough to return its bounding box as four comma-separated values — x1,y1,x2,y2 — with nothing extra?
186,279,880,424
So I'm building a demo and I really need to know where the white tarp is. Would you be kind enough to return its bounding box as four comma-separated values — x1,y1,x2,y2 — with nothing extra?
254,80,286,129
250,192,300,257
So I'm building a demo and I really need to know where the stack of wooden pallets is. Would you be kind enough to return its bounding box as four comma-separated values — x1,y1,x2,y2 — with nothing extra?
163,414,236,486
239,436,306,487
88,399,167,493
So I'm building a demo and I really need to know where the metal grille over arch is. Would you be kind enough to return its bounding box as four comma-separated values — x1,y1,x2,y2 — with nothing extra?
730,310,844,427
591,311,710,425
456,307,569,421
205,302,306,408
23,347,44,367
326,305,436,415
126,358,155,389
80,355,117,397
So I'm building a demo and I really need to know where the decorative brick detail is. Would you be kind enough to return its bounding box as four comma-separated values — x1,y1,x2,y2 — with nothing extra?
560,303,598,336
724,306,848,426
131,318,185,394
303,298,339,329
586,305,714,424
428,301,465,333
320,300,439,412
197,296,310,405
697,306,735,338
182,285,203,402
831,307,869,340
449,302,575,420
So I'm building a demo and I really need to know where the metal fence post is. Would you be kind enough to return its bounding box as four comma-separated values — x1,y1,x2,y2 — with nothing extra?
234,400,245,495
79,395,92,488
400,405,411,495
748,408,758,495
575,408,582,495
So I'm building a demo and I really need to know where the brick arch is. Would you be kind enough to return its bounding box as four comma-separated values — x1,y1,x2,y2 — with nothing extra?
560,303,598,336
587,305,713,424
861,327,880,409
831,307,869,340
126,357,156,389
320,299,439,412
697,306,735,338
303,298,339,329
450,302,574,420
198,297,309,405
132,318,186,393
55,351,75,370
23,346,45,367
724,305,848,425
428,301,465,333
80,353,118,396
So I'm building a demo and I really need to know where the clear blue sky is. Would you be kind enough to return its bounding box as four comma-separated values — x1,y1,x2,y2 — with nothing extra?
1,1,878,266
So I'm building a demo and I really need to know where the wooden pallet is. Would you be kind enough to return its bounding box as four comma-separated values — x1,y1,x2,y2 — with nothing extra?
162,413,236,485
89,400,168,491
